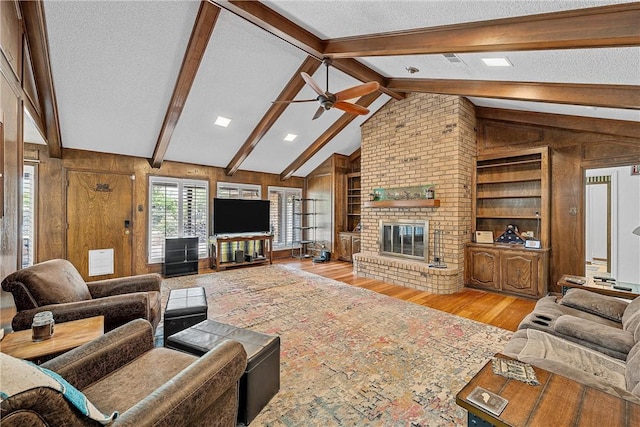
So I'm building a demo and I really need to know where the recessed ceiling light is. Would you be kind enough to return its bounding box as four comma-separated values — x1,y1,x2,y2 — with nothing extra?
214,116,231,127
481,57,512,67
284,133,298,142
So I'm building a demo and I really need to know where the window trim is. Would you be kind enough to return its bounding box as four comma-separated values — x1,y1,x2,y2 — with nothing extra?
148,176,209,264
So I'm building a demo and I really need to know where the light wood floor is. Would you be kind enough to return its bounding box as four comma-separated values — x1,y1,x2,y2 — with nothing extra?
275,258,535,332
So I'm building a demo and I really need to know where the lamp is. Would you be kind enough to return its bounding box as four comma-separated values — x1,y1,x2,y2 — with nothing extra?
633,226,640,236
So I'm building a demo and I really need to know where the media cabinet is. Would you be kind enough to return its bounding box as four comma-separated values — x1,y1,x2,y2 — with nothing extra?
210,234,273,270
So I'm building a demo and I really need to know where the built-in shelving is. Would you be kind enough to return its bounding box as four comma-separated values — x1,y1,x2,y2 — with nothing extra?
473,147,549,247
346,173,361,232
466,147,550,299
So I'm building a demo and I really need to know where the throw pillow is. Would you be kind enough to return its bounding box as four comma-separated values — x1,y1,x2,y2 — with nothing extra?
0,353,117,424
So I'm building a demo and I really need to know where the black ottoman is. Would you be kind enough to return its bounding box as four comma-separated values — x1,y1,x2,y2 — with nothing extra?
163,287,207,342
166,320,280,425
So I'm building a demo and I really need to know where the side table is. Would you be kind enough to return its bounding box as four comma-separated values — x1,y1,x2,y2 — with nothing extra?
559,275,640,299
0,316,104,362
456,353,640,427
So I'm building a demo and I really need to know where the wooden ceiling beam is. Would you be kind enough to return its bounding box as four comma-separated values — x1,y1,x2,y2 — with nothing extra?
387,79,640,110
150,1,220,168
215,0,324,57
331,58,403,100
20,1,62,158
280,91,381,181
476,107,640,139
213,0,403,99
225,56,321,176
324,3,640,57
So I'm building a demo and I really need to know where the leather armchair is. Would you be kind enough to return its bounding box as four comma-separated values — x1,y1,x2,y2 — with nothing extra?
1,259,162,332
0,319,248,426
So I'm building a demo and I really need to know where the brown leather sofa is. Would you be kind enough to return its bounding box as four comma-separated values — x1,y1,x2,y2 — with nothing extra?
1,259,162,332
0,319,248,426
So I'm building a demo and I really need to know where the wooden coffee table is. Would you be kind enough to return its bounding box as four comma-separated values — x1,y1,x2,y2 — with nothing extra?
457,354,640,427
0,316,104,361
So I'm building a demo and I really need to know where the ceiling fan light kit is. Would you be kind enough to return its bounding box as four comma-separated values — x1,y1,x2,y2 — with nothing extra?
277,58,380,120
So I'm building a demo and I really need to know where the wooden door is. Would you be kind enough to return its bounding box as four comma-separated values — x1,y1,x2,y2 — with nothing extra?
66,170,133,281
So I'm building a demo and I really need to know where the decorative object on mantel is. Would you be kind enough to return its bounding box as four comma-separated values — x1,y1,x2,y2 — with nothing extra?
364,199,440,208
373,184,435,201
495,224,526,244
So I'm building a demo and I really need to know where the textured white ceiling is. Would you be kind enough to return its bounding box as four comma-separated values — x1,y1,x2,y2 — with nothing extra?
264,0,633,39
165,10,308,169
44,1,199,158
40,0,638,180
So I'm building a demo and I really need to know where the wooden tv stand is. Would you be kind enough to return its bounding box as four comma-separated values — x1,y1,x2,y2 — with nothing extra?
210,234,273,271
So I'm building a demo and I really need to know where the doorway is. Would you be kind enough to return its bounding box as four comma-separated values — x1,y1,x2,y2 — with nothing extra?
584,165,640,284
66,170,134,281
585,175,612,278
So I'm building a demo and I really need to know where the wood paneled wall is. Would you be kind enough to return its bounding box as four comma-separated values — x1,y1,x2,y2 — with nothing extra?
476,109,640,292
32,145,304,275
1,0,24,318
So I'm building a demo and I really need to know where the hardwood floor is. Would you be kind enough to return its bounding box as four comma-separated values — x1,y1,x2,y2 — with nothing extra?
275,258,536,332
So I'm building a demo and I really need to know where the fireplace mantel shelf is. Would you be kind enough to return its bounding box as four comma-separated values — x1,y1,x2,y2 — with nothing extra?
364,199,440,208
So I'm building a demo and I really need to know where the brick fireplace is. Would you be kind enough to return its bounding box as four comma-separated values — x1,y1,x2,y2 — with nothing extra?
353,93,476,294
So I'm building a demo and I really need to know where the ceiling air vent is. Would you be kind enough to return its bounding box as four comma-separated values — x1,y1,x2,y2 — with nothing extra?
443,53,464,64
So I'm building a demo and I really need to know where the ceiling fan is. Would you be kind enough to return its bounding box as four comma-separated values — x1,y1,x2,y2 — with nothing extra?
276,58,380,120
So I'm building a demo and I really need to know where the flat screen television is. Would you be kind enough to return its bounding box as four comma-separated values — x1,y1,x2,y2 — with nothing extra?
213,198,271,235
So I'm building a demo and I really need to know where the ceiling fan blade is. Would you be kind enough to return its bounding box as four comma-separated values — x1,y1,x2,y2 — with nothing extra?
334,81,380,102
312,106,325,120
334,101,370,115
272,99,317,104
301,72,325,97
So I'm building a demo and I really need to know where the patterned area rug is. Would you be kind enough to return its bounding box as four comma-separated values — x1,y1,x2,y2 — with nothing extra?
161,265,512,426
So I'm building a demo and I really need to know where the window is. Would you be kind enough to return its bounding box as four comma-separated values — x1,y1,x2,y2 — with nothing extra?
148,176,208,264
217,182,261,199
269,186,302,249
22,163,37,268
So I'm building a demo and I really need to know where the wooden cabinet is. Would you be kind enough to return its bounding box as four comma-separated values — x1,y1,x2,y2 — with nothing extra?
163,237,199,277
466,246,500,290
474,147,549,247
338,232,360,262
1,0,22,80
465,243,549,298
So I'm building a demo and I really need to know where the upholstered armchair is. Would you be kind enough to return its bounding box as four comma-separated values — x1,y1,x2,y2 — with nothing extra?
1,259,162,332
0,319,248,426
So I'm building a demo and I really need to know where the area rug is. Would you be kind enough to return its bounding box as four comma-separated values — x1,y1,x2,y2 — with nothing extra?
161,265,512,426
